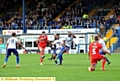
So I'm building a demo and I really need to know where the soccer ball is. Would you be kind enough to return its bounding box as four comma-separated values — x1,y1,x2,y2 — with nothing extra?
88,67,92,72
56,49,60,54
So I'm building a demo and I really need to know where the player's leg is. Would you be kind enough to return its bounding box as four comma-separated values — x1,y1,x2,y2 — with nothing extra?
100,51,111,65
53,51,58,64
56,54,62,65
13,49,20,68
48,49,53,60
101,56,107,70
64,46,70,54
39,46,45,65
49,48,58,64
51,48,59,64
88,59,97,71
57,46,65,65
48,49,57,60
105,57,111,65
48,54,53,60
2,49,11,68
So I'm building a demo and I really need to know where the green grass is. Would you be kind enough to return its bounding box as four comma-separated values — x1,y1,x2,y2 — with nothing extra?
0,54,120,81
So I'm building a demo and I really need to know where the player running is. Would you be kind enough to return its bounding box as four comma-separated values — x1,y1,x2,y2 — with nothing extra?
2,33,25,68
36,31,49,65
88,36,111,71
97,34,111,65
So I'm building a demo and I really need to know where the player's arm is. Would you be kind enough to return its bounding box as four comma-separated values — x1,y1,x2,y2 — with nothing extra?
87,45,90,59
71,32,76,38
47,40,50,44
46,36,50,44
50,41,55,47
35,39,39,44
50,41,54,46
6,43,9,49
61,40,66,46
36,36,42,44
16,39,25,49
16,41,25,49
63,39,66,46
62,38,66,46
72,34,76,38
36,40,39,44
6,39,10,49
52,40,57,46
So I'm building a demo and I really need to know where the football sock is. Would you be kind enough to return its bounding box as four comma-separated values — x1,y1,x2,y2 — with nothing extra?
57,58,60,64
91,68,95,71
102,58,106,68
4,57,8,64
51,54,53,59
57,54,62,65
40,57,43,63
16,56,19,65
105,58,110,63
40,50,44,63
59,56,63,65
54,60,57,64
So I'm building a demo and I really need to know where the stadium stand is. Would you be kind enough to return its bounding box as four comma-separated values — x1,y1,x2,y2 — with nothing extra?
0,0,25,20
57,0,118,34
0,0,119,32
6,0,74,30
0,0,20,14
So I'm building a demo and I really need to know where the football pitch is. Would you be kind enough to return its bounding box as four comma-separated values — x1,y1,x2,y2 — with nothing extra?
0,54,120,81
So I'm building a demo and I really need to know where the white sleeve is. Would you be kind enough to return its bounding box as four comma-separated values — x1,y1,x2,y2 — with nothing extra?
15,38,19,42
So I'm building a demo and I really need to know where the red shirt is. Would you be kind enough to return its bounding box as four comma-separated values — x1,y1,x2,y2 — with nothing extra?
89,41,102,59
38,35,48,47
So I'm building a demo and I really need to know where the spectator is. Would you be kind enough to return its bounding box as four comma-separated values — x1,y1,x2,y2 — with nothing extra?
83,13,88,21
0,0,119,31
63,23,69,29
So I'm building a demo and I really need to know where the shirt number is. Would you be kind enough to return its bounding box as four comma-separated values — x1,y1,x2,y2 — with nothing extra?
11,39,14,43
92,48,96,54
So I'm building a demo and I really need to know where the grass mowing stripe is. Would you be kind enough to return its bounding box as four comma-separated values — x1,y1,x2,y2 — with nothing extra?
0,54,120,81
